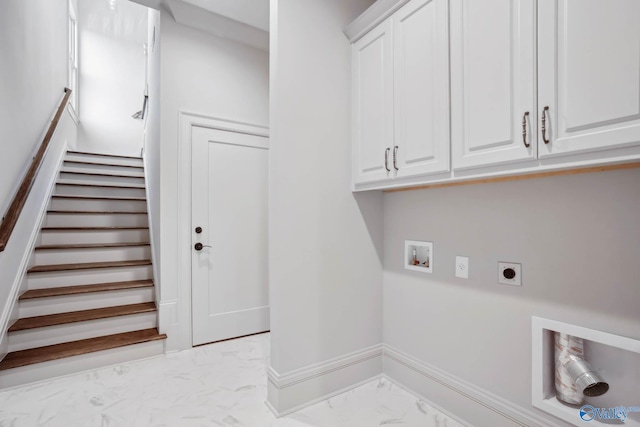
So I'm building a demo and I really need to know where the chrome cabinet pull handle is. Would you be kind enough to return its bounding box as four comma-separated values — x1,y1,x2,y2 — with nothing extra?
522,111,530,148
384,148,390,172
541,106,550,144
393,146,399,171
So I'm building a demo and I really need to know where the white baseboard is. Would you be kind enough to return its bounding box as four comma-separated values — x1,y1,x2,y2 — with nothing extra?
158,300,180,352
383,345,564,427
267,343,383,416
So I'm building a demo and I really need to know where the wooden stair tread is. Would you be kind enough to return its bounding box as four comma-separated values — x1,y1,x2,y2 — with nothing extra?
48,210,148,215
59,170,144,179
63,160,143,169
19,280,154,300
28,259,152,273
8,302,157,332
35,242,150,250
52,195,146,201
41,226,148,231
67,151,142,160
0,328,166,370
56,182,145,189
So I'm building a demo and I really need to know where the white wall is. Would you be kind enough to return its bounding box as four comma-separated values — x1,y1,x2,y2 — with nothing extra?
267,0,383,413
76,0,147,156
0,0,68,219
158,8,269,350
383,169,640,426
143,8,162,306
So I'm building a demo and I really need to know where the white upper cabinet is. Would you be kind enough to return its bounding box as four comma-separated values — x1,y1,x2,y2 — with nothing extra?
538,0,640,157
352,19,394,185
450,0,536,170
393,0,450,178
347,0,640,190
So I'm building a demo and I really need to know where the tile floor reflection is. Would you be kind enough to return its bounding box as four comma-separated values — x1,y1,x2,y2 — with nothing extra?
0,333,465,426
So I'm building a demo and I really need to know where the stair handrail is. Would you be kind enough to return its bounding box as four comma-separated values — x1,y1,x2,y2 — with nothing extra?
0,88,72,252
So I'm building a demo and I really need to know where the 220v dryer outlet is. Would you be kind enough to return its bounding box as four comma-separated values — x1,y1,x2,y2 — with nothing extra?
498,262,521,286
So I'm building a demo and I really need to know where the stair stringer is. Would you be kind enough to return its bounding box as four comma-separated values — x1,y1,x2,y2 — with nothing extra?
0,119,73,363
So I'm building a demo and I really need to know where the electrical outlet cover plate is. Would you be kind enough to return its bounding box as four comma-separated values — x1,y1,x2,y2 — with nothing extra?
498,262,522,286
455,256,469,279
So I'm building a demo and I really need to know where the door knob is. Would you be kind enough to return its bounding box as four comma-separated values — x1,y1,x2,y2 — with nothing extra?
194,242,212,251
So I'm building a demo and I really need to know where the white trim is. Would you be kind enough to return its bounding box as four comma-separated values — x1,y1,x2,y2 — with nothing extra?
266,344,384,416
142,152,160,307
66,104,79,125
175,111,269,351
268,343,383,388
343,0,410,43
383,344,563,427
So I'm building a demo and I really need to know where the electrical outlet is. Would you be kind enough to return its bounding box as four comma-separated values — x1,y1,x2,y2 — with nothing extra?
498,262,522,286
455,256,469,279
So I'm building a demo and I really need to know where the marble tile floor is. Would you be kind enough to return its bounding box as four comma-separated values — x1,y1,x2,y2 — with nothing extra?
0,333,465,427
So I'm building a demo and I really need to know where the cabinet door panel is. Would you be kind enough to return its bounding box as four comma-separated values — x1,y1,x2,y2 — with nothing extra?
451,0,536,170
394,0,450,178
538,0,640,157
352,20,393,185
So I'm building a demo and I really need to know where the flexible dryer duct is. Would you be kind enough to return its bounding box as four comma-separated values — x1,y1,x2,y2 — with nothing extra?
554,333,609,405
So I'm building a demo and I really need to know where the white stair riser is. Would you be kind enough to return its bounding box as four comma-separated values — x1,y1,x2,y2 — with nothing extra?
49,198,147,212
65,153,143,167
58,173,145,186
8,312,157,352
61,162,145,177
0,339,164,389
27,265,153,289
45,213,149,228
40,229,150,245
34,245,151,265
18,288,155,318
54,184,146,199
59,167,144,179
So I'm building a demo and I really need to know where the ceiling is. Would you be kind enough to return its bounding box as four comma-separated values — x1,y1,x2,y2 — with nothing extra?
180,0,269,32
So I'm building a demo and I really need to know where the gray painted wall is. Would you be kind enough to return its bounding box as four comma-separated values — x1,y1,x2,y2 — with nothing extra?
383,168,640,425
268,0,382,374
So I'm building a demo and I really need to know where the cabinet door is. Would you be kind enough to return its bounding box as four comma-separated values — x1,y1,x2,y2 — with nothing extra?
538,0,640,157
393,0,450,178
450,0,536,170
352,19,394,185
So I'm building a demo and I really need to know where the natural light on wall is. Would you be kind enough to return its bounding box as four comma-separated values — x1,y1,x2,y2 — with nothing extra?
68,0,78,111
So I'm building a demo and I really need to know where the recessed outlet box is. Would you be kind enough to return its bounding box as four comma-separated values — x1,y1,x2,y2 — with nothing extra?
455,256,469,279
404,240,433,273
498,262,521,286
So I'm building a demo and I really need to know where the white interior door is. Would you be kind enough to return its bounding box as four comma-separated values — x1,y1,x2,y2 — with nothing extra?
191,125,269,346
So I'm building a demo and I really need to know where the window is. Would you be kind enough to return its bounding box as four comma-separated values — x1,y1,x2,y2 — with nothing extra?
68,1,78,111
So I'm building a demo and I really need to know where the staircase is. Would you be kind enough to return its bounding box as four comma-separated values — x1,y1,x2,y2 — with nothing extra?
0,151,166,387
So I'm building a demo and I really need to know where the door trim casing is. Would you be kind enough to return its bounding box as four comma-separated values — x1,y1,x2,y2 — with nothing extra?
175,111,269,350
